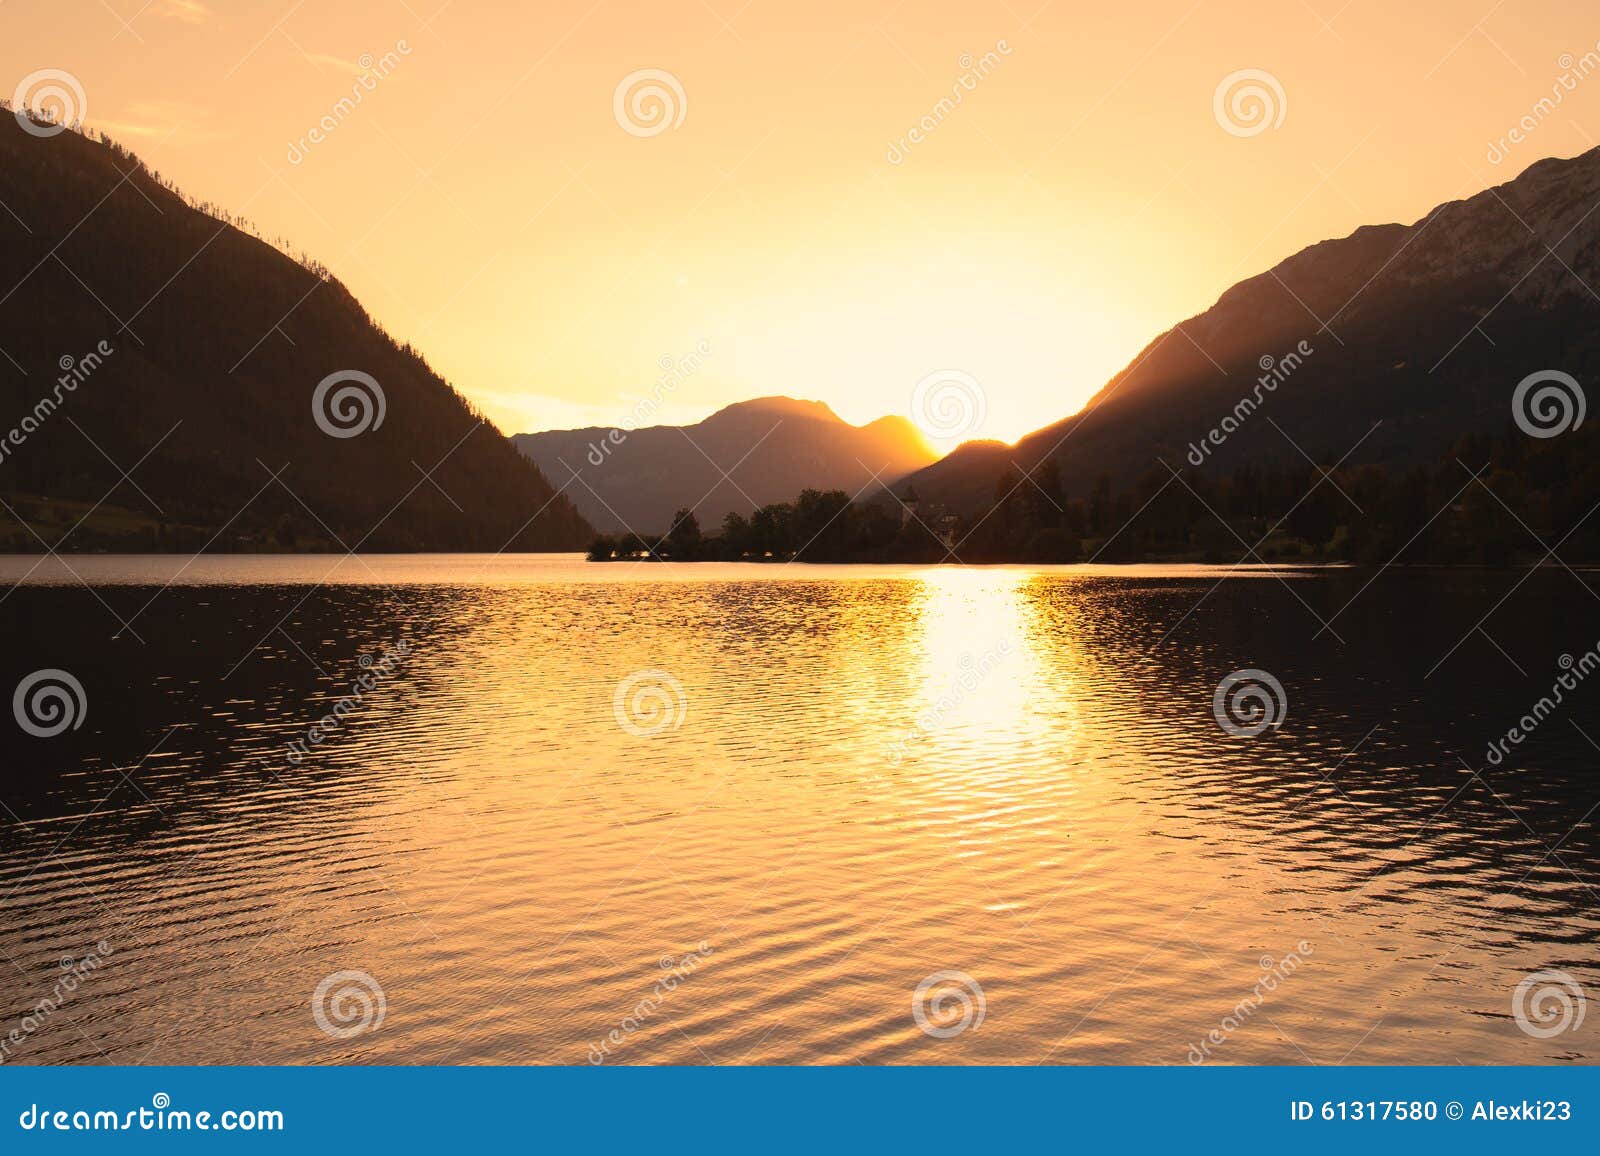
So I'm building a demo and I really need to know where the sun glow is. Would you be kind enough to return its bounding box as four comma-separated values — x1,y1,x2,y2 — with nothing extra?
13,1,1594,446
906,568,1044,746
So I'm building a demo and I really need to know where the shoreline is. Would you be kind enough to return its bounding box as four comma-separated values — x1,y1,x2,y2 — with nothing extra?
3,550,1596,570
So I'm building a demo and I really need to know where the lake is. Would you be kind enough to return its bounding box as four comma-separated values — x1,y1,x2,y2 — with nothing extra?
1,555,1597,1065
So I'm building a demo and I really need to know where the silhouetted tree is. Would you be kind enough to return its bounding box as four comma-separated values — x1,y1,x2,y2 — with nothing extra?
664,509,703,559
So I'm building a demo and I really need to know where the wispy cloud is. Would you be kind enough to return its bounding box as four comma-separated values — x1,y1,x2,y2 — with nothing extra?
93,101,230,142
161,0,213,22
301,53,370,77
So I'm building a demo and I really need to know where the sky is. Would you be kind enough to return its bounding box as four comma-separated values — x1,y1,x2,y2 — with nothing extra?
5,1,1600,446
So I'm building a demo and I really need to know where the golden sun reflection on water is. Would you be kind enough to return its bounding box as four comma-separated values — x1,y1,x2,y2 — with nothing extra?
2,558,1598,1065
894,570,1079,823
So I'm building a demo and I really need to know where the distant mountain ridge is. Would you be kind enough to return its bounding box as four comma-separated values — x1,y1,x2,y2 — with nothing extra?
897,146,1600,515
0,112,590,552
515,396,938,534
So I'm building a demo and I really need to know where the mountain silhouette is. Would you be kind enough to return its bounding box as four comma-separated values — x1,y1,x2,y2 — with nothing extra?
897,146,1600,516
515,396,937,534
0,112,590,552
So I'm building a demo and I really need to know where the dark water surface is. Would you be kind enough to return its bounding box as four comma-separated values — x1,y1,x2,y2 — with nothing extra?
1,555,1597,1065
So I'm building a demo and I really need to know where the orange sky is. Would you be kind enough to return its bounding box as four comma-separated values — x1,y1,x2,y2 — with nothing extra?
5,1,1600,444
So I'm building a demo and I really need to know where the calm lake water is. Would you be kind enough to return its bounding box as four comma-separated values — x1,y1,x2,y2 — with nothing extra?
1,555,1597,1065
